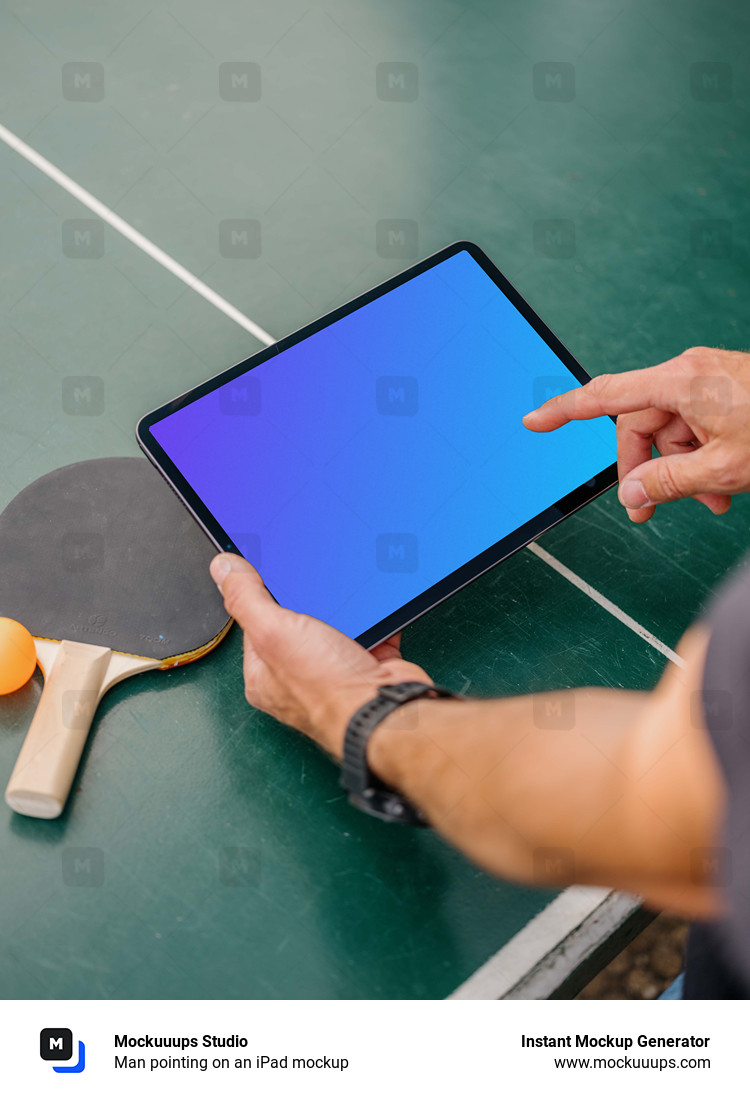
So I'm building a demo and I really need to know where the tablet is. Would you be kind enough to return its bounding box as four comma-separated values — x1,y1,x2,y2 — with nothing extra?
137,242,616,648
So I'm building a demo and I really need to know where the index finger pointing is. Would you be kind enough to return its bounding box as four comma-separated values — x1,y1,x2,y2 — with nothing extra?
522,362,686,432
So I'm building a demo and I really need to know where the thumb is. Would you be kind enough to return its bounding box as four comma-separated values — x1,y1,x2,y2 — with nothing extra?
209,553,281,637
619,446,720,509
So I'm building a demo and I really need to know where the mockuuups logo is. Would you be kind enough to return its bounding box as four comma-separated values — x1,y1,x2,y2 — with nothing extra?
40,1028,86,1073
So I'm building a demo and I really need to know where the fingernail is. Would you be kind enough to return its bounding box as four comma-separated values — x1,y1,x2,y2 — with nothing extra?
619,479,651,509
210,554,241,589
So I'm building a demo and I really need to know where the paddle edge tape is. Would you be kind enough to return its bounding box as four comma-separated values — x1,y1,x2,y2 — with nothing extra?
30,617,234,670
162,616,234,668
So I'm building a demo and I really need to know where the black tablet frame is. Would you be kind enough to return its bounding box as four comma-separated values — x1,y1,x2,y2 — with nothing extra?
137,240,617,648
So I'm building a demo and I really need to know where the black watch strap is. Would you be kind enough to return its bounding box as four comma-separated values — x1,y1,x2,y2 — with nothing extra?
340,681,460,826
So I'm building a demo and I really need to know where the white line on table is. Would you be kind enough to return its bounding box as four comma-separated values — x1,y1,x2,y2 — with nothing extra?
0,121,275,347
528,542,684,667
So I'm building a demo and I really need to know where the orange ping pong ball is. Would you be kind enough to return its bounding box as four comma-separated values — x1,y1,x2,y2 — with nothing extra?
0,618,37,694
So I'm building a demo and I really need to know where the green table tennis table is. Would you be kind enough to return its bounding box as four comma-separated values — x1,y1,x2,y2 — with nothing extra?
1,0,748,999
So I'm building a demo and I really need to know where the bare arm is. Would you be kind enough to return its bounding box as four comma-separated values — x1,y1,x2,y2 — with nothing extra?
212,555,726,919
364,626,724,917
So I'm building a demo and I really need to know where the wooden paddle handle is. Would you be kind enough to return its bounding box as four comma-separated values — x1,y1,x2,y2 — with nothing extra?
5,640,113,819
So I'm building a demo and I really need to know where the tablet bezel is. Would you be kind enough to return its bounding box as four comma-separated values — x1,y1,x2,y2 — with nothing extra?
137,240,617,648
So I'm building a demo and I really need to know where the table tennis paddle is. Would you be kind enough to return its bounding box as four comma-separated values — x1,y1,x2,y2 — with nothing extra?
1,457,232,819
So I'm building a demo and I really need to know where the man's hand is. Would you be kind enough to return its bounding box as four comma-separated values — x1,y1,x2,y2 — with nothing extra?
208,556,725,917
523,347,750,522
210,554,432,757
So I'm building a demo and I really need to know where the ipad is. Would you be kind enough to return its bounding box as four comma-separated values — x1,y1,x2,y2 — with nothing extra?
137,242,616,648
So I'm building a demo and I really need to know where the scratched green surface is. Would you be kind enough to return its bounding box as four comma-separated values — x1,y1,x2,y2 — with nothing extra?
1,0,749,998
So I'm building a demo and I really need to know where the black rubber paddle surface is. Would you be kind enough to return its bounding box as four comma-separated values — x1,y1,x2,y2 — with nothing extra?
0,457,230,660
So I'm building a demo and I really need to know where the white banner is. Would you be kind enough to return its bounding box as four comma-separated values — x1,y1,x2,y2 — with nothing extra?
5,998,734,1099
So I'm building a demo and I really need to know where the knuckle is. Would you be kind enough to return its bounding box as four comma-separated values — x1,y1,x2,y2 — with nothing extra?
583,374,614,409
707,450,737,492
678,346,711,373
653,460,683,500
242,665,265,709
220,574,243,614
586,373,612,396
248,619,275,652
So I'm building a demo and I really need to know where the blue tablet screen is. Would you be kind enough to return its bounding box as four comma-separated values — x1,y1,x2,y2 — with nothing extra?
151,249,615,639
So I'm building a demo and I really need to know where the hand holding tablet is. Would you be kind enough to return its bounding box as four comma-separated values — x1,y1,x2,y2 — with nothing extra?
138,242,617,647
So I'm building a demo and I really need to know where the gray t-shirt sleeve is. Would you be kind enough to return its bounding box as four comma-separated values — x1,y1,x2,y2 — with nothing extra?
699,557,750,987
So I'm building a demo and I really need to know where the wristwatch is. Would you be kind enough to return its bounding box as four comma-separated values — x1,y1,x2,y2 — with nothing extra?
340,681,460,825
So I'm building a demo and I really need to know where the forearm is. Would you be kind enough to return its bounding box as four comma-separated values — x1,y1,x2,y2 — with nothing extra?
367,689,645,885
218,551,724,916
358,646,723,917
